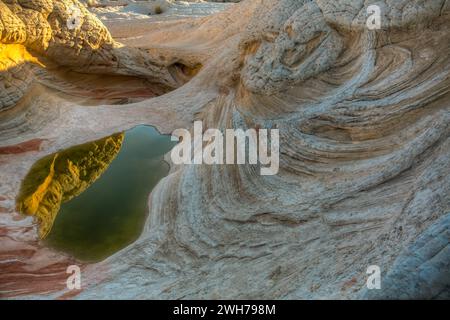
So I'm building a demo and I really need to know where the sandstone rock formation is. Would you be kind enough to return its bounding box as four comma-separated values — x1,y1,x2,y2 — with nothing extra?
0,0,449,299
0,0,179,112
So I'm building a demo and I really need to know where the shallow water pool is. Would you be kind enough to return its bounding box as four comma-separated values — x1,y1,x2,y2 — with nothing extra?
19,125,175,262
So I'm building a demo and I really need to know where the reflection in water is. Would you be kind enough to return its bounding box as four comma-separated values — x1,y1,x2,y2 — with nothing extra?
17,126,176,262
17,133,124,238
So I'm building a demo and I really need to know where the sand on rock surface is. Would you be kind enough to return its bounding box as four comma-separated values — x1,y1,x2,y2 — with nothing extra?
0,0,449,299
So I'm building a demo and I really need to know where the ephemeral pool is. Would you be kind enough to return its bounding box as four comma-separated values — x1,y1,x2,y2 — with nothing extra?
17,125,176,262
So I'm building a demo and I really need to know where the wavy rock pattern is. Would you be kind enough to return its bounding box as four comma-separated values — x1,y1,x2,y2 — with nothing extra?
0,0,449,299
73,0,449,299
0,0,178,112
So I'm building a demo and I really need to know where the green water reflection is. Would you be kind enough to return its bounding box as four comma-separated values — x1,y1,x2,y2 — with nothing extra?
44,125,175,262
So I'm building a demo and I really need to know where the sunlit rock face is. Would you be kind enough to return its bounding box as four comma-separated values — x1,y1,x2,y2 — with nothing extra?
0,0,449,299
0,0,178,112
0,44,40,111
0,1,39,111
17,133,123,238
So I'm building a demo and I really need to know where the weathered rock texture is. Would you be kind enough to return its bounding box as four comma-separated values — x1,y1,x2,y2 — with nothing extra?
0,0,449,299
0,0,179,112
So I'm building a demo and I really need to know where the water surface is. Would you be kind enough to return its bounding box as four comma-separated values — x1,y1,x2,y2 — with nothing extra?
43,125,175,262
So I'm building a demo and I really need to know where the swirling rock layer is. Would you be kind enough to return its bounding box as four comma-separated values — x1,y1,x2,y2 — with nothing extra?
0,0,179,112
0,0,449,299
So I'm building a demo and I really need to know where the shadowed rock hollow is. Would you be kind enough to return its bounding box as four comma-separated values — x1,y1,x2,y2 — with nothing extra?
0,0,449,299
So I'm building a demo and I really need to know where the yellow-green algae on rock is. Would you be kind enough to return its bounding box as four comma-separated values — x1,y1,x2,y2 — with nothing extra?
16,133,124,238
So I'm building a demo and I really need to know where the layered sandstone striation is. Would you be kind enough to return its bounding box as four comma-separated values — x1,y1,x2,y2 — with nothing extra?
0,0,179,112
0,0,449,299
